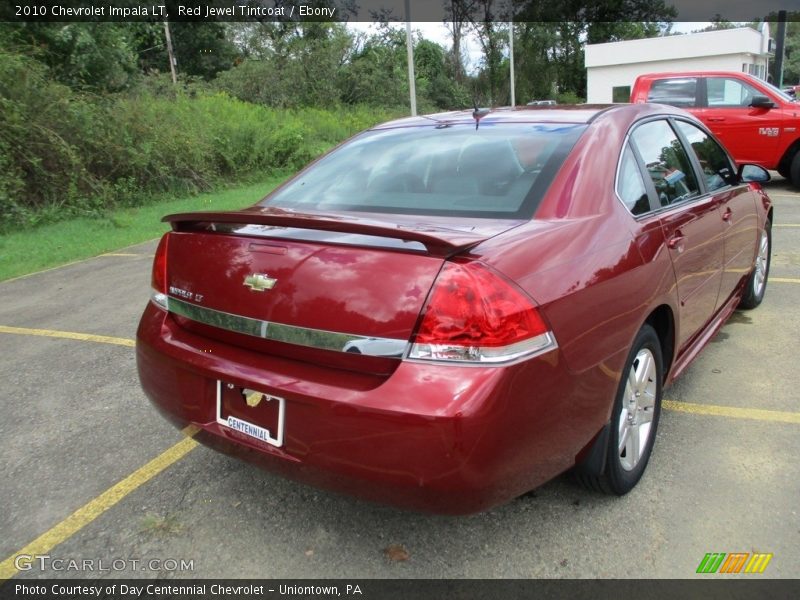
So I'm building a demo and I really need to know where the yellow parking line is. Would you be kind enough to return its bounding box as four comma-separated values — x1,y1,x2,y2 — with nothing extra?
663,400,800,425
100,253,140,257
0,325,134,347
0,426,199,581
773,224,800,227
771,277,800,284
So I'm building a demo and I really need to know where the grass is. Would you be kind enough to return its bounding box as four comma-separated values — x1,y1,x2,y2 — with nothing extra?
0,174,289,282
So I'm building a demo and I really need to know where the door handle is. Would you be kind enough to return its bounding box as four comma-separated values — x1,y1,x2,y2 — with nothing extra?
667,232,686,250
706,117,726,122
722,208,733,222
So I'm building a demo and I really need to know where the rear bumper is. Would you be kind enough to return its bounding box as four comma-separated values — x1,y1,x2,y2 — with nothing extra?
136,302,607,514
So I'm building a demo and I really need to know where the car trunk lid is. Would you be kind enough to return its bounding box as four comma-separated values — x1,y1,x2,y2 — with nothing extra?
161,208,523,374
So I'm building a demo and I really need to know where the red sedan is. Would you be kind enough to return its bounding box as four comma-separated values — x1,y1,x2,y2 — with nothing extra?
136,103,773,514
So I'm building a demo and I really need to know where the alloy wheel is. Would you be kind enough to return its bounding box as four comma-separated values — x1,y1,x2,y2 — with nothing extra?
618,348,657,471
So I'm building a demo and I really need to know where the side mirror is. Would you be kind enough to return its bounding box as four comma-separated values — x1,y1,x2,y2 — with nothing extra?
750,95,776,109
738,164,771,183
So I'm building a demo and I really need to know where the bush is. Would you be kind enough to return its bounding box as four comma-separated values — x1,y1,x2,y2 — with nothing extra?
556,91,586,105
0,49,400,232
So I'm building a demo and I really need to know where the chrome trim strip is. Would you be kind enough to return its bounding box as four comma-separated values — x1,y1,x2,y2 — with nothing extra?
166,296,408,357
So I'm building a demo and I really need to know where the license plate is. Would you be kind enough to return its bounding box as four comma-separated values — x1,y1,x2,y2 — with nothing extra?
216,381,285,447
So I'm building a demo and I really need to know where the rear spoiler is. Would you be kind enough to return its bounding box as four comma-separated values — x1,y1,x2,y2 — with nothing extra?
163,209,489,257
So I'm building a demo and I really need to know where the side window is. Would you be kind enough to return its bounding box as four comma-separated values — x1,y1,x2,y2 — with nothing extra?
674,120,736,191
707,77,760,107
617,145,651,215
647,78,698,108
631,120,700,207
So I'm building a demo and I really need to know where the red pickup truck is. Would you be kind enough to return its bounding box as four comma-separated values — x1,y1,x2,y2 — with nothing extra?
631,72,800,185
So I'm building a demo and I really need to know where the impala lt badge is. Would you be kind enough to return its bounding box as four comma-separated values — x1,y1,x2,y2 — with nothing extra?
243,273,277,292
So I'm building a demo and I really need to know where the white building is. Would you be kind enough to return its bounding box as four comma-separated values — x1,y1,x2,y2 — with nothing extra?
585,26,773,104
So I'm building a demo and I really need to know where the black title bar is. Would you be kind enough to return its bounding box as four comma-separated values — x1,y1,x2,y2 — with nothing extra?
2,579,800,600
2,0,800,23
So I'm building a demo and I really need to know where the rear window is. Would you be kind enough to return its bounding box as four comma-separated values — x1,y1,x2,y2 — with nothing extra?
647,78,698,108
631,119,700,207
674,120,736,191
262,123,586,219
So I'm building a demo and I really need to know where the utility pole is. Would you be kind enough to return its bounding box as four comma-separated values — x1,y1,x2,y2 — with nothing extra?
775,10,787,88
508,21,515,107
405,0,417,116
163,21,178,85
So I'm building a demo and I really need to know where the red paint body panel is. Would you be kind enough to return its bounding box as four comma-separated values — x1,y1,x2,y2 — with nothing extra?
166,231,442,340
657,196,725,349
136,103,773,513
137,303,591,514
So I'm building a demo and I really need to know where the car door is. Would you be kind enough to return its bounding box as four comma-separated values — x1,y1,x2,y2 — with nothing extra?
699,76,783,165
630,119,725,351
673,119,759,306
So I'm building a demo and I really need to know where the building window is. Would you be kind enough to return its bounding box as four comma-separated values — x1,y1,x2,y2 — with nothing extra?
612,85,631,103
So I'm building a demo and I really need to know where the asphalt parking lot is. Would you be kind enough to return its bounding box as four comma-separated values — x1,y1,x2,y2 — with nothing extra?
1,178,798,580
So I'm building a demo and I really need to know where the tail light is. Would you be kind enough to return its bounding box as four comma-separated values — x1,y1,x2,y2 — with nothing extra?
151,233,169,310
409,260,557,364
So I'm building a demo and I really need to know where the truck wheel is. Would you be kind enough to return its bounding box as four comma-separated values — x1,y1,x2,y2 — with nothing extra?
790,152,800,187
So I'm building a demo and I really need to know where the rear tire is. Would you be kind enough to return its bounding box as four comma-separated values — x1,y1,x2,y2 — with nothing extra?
790,152,800,187
576,324,663,495
738,219,771,310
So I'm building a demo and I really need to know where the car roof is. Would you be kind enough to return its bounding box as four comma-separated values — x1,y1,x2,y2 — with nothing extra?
370,103,693,130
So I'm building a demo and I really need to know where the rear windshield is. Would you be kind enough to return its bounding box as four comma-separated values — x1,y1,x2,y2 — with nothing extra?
262,122,586,219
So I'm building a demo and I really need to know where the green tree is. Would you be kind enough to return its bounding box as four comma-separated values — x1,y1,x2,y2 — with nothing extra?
1,23,138,92
507,0,676,101
784,24,800,85
414,37,471,109
338,26,409,107
762,13,800,85
444,0,477,83
511,22,560,103
217,22,353,107
131,22,239,80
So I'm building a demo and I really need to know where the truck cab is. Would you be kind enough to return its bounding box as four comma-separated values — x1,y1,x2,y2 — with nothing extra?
631,71,800,185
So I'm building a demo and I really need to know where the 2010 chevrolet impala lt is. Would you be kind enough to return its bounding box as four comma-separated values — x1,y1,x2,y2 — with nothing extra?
136,103,773,514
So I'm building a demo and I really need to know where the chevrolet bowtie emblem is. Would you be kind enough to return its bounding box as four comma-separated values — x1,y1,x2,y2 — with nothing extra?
243,273,277,292
243,389,264,408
